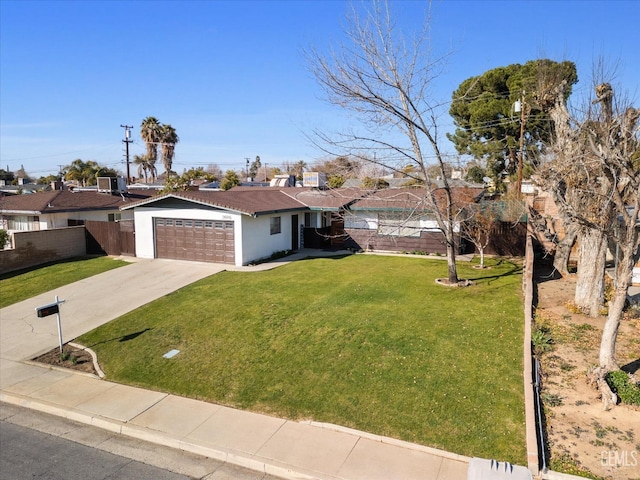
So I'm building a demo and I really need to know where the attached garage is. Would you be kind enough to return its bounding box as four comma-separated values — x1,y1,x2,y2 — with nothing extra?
155,218,235,264
122,189,310,266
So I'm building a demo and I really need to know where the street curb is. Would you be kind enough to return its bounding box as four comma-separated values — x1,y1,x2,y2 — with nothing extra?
301,420,471,464
0,391,335,480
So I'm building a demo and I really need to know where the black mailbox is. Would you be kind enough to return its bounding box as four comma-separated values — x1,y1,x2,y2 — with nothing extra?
36,304,60,318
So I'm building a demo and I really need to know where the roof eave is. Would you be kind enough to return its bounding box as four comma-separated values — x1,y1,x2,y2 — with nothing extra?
253,206,309,217
0,209,43,215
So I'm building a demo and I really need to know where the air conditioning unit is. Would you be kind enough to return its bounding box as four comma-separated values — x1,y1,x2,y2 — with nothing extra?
303,172,327,188
97,177,127,194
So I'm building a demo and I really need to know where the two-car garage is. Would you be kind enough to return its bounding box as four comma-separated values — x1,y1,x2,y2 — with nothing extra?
154,218,235,264
124,189,310,266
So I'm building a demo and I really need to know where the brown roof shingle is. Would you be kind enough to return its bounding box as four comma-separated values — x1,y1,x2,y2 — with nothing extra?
0,189,155,214
121,189,307,216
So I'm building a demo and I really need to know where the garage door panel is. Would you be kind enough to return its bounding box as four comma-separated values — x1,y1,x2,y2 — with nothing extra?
154,218,235,264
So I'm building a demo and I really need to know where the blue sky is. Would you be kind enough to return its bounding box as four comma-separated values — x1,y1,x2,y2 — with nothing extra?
1,0,638,179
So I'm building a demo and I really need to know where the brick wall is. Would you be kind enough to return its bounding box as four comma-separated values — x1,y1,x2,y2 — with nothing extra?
0,227,86,274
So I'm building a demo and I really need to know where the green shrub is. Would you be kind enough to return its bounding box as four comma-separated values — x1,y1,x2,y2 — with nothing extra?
0,229,9,250
532,327,553,355
606,370,640,406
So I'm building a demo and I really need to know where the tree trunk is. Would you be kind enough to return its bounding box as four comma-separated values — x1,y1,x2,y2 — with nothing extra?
600,240,635,371
553,222,578,277
446,240,459,284
574,228,607,316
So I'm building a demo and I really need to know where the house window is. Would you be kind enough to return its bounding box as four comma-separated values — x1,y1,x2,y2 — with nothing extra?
6,215,40,231
270,216,281,235
378,212,421,237
304,212,319,228
108,213,121,222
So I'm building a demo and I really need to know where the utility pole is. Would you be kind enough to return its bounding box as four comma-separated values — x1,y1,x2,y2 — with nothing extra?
245,157,250,180
516,90,527,200
120,125,133,184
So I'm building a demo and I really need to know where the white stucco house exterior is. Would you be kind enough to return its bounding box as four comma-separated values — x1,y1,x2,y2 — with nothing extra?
120,185,488,265
121,189,312,266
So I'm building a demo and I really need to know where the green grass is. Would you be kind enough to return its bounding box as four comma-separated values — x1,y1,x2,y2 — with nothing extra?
78,255,526,463
0,256,130,308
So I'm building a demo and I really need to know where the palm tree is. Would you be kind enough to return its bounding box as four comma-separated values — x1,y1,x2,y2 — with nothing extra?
63,159,104,186
133,154,151,183
140,117,161,181
159,124,179,176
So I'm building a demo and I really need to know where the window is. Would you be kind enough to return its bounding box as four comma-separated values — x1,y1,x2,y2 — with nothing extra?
108,213,121,222
377,212,422,237
6,215,40,231
270,216,281,235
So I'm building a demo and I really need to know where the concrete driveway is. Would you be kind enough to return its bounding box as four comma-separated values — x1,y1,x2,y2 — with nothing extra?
0,257,226,363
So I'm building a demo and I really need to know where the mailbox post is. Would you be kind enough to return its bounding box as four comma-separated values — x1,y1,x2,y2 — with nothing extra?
35,296,66,353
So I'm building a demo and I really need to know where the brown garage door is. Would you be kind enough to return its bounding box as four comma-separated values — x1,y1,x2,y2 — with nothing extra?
155,218,235,264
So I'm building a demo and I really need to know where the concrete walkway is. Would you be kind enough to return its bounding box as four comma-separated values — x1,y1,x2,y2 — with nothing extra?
1,252,470,480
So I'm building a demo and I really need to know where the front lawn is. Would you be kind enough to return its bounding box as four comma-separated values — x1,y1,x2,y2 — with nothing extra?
78,255,526,463
0,256,130,308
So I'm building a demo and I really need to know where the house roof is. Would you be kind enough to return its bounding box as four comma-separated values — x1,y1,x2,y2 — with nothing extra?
348,187,485,212
0,189,155,215
120,188,308,217
284,187,368,210
118,185,486,217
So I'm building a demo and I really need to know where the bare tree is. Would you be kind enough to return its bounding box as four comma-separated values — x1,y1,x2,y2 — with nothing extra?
460,202,499,269
539,77,639,408
307,1,463,284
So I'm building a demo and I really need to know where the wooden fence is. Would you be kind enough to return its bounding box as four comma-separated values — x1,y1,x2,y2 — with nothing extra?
85,220,135,256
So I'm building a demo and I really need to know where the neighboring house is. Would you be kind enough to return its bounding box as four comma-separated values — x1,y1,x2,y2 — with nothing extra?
0,188,154,234
0,186,156,272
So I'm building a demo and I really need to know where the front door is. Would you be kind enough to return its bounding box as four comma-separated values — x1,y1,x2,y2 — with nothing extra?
291,214,299,250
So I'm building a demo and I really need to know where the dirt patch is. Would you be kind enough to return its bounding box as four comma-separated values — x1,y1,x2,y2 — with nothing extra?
33,344,99,376
535,270,640,480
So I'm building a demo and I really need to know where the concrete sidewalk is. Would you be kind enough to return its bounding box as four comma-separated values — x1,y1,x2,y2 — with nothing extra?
1,254,470,480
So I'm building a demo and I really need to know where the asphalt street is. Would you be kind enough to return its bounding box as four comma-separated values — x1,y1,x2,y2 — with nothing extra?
0,402,282,480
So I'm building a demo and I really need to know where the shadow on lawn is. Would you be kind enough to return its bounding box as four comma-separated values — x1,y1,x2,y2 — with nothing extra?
466,260,523,284
84,327,153,348
0,254,108,281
